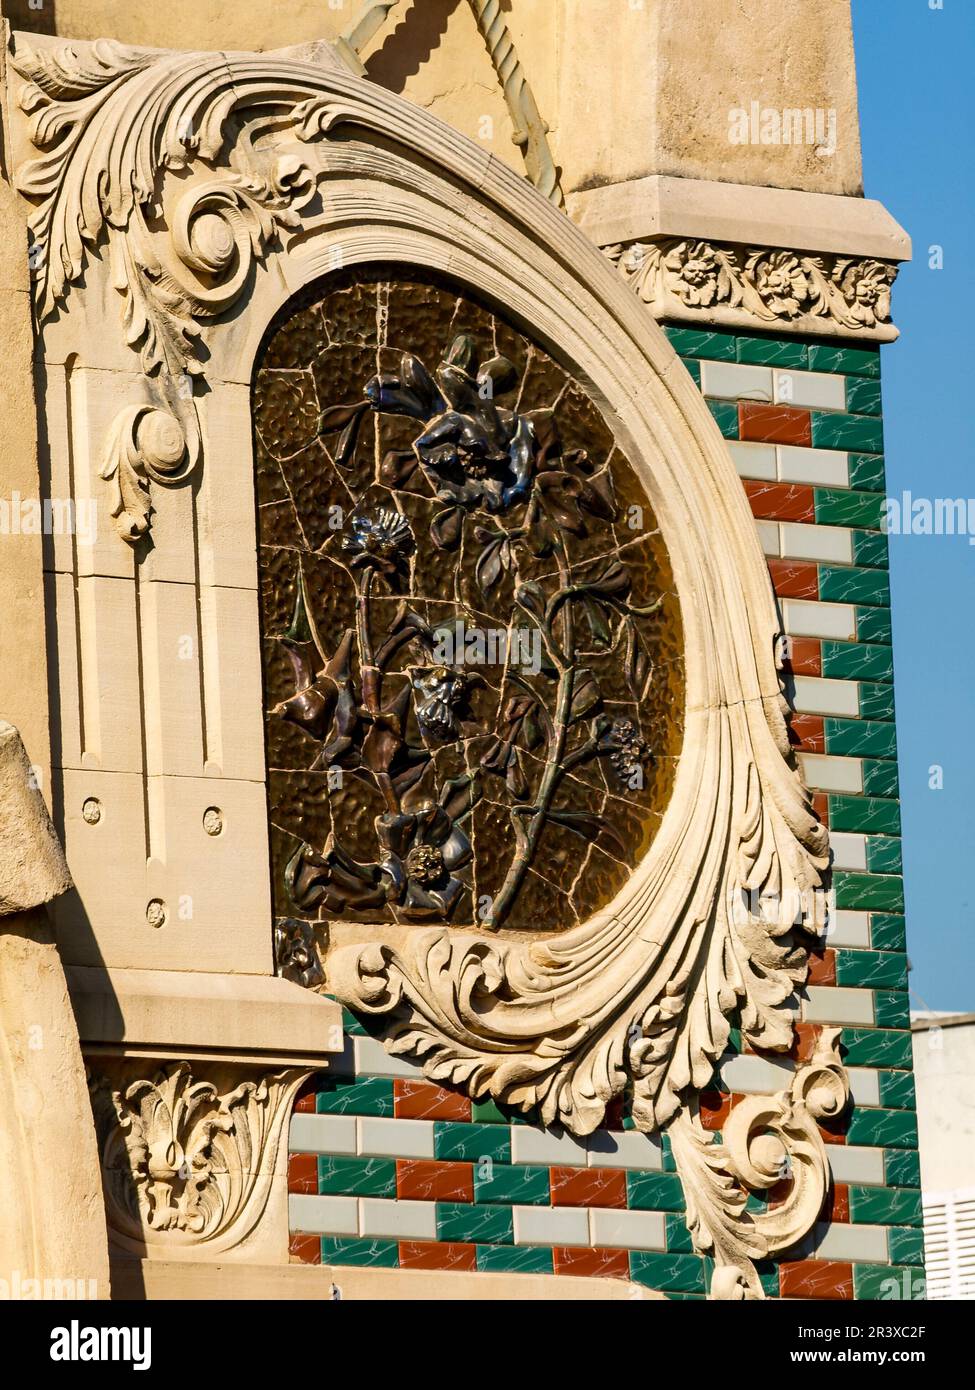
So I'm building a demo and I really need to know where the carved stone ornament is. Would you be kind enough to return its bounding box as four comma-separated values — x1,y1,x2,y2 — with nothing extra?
11,32,838,1296
88,1063,306,1256
605,238,899,341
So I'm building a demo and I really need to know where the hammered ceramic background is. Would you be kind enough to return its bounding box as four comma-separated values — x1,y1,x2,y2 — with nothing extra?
253,270,684,935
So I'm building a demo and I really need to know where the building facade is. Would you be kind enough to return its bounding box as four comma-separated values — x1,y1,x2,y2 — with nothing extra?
0,0,922,1301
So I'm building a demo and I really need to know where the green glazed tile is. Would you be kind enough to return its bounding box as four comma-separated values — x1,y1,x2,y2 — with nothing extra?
824,718,896,759
808,344,881,378
321,1237,399,1268
863,759,899,797
845,377,883,416
887,1227,925,1267
853,1264,925,1300
475,1243,553,1274
473,1163,550,1206
683,357,702,386
726,1027,743,1054
737,335,808,368
874,989,911,1029
316,1076,395,1117
629,1251,706,1294
885,1147,921,1187
853,529,890,569
437,1202,513,1245
665,1214,695,1253
318,1156,397,1198
665,1292,707,1301
756,1260,780,1298
835,948,908,990
855,606,893,645
660,1134,678,1173
859,682,896,721
841,1027,912,1069
834,871,904,912
849,1185,922,1226
663,325,738,360
871,914,907,952
879,1070,916,1109
627,1172,685,1211
867,836,902,876
828,795,900,836
340,1007,368,1036
815,489,885,530
848,453,886,492
471,1097,509,1125
434,1122,511,1164
822,640,893,683
818,565,890,607
811,411,883,454
846,1107,918,1149
707,398,739,438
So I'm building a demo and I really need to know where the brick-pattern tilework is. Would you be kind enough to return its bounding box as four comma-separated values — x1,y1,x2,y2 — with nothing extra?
286,327,919,1300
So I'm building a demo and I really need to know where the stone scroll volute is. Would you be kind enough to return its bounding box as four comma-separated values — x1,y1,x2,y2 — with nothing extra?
6,28,836,1296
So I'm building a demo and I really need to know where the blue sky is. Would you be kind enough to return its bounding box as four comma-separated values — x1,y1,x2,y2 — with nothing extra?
851,0,975,1010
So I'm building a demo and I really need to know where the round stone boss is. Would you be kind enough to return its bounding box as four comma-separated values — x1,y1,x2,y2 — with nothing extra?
253,268,684,938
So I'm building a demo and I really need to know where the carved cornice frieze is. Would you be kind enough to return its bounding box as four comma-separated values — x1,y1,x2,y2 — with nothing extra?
605,237,899,340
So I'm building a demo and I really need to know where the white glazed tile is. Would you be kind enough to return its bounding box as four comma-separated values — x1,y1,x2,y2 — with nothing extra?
360,1198,437,1241
701,361,773,402
804,985,875,1026
827,1145,886,1186
511,1127,589,1167
782,599,857,642
830,831,868,871
773,369,847,412
780,522,854,564
799,753,864,793
728,441,777,480
812,1220,888,1263
289,1114,357,1156
778,445,850,488
357,1116,435,1160
353,1035,425,1079
848,1068,882,1107
586,1130,664,1170
820,911,871,948
589,1208,667,1251
718,1053,795,1094
288,1194,358,1237
792,676,860,718
513,1205,589,1247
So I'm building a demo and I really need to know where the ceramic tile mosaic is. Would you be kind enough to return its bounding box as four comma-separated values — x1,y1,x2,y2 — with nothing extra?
276,318,918,1299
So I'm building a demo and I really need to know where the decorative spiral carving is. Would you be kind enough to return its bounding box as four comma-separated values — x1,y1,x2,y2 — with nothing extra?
100,403,192,541
170,184,258,313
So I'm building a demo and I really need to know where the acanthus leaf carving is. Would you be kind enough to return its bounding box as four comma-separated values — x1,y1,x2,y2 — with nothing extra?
88,1062,306,1255
668,1028,850,1299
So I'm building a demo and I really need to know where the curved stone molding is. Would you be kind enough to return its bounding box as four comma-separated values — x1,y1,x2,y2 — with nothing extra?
668,1029,850,1299
88,1062,306,1258
606,238,898,341
12,33,828,1142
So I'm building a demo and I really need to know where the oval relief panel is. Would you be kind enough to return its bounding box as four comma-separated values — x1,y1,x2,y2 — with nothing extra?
254,270,683,940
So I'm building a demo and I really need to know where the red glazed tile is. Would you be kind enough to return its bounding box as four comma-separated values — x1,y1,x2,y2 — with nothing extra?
822,1182,850,1224
789,1023,823,1064
739,402,812,447
789,714,825,753
289,1233,321,1265
394,1079,472,1122
806,948,836,987
818,1115,848,1146
554,1246,630,1279
293,1085,317,1114
288,1153,317,1195
601,1096,626,1131
399,1240,477,1272
396,1159,474,1203
768,559,819,600
783,637,822,676
812,793,829,826
699,1088,732,1132
550,1166,627,1209
744,480,816,522
779,1258,854,1300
